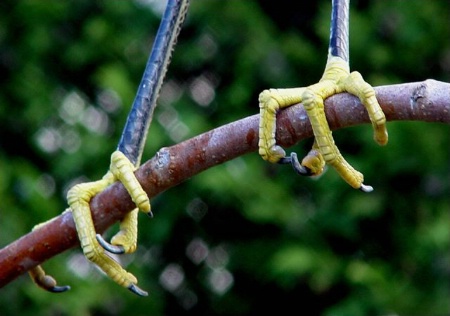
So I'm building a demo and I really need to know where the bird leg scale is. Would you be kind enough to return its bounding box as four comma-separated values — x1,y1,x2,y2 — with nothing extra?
258,55,388,190
29,151,151,296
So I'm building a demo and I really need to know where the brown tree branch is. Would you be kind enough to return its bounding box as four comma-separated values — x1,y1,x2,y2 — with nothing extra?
0,80,449,288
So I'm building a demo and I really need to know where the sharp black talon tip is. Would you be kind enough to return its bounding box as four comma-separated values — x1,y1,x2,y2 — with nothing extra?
278,156,292,165
279,152,311,176
359,183,374,193
147,211,154,218
49,285,71,293
294,165,312,176
128,284,148,297
96,234,125,254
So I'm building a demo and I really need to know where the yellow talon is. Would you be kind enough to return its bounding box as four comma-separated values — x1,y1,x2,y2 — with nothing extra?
28,265,70,293
258,55,388,190
29,151,150,295
110,208,139,254
301,147,326,176
258,88,305,163
68,151,150,292
110,151,152,216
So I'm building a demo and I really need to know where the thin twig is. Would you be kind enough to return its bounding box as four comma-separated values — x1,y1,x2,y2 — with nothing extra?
0,80,449,288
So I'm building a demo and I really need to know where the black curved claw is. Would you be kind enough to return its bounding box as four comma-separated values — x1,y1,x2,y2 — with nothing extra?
96,234,125,254
48,285,71,293
278,152,312,176
359,183,374,193
147,211,154,218
128,284,149,297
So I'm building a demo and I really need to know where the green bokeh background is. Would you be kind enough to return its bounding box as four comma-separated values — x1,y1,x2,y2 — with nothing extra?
0,0,449,315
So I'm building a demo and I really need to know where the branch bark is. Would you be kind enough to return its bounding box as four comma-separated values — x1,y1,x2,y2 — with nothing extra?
1,80,449,288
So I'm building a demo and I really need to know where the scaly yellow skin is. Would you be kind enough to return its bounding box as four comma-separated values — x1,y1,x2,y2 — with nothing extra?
29,151,150,293
67,151,150,289
29,56,386,292
259,55,388,189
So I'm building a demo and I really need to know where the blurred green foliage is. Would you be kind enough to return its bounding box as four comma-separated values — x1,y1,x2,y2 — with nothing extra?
0,0,449,315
